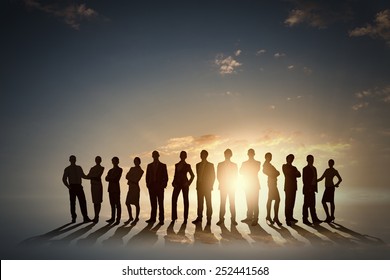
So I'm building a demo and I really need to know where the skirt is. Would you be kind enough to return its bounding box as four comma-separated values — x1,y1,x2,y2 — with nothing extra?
126,184,140,205
322,187,335,203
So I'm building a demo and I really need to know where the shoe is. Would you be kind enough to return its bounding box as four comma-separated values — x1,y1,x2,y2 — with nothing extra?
92,218,99,224
241,217,251,223
273,218,282,226
312,219,322,224
131,218,139,226
216,219,224,226
231,219,238,226
192,218,202,224
113,220,120,225
145,219,156,223
71,218,76,223
183,219,187,224
286,221,292,226
251,220,258,226
106,218,114,223
124,218,133,225
291,218,298,223
158,220,164,225
206,220,211,226
325,217,333,223
330,216,335,222
83,217,92,223
303,219,312,226
266,216,274,225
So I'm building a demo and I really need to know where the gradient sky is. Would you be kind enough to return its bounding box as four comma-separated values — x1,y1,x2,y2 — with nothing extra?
1,0,390,202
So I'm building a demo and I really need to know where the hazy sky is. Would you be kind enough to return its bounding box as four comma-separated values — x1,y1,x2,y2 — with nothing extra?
1,0,390,199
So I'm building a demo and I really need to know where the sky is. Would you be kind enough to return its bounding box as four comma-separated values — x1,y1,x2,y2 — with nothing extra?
1,0,390,203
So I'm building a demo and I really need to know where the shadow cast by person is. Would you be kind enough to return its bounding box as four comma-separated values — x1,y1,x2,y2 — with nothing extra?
164,221,191,247
218,223,250,247
246,223,277,247
19,222,83,247
268,224,305,247
76,223,116,247
329,222,386,246
102,224,136,247
311,223,358,247
127,223,162,247
49,223,96,247
193,223,219,245
290,224,332,247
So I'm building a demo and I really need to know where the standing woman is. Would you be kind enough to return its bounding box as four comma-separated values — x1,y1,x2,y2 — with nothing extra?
86,156,105,223
171,151,195,224
125,157,144,225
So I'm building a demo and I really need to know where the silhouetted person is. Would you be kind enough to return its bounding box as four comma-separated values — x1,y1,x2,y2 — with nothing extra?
318,159,342,223
282,154,301,226
240,148,261,226
145,150,168,225
62,155,91,223
302,155,321,225
105,156,123,225
263,152,282,226
217,149,238,226
192,150,215,226
85,156,105,223
171,151,195,224
125,157,144,225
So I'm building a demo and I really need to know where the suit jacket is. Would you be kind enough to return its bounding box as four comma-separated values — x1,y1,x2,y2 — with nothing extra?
217,160,238,190
172,162,193,188
240,159,261,189
196,161,215,192
105,166,123,193
146,161,168,190
302,165,318,194
282,164,301,192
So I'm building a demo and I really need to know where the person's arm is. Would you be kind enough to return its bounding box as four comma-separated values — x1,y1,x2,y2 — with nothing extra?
295,167,301,178
210,164,216,189
62,169,70,189
317,171,325,182
162,164,168,188
187,164,195,187
335,171,342,187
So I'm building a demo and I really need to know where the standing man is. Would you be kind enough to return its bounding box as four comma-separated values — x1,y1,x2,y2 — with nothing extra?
192,150,215,226
302,155,322,225
62,155,91,223
240,148,261,226
282,154,301,226
145,150,168,225
105,156,123,225
86,156,105,223
217,149,238,226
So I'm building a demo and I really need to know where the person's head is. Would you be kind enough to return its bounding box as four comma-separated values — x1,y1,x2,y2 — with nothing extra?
134,157,141,166
180,151,187,161
112,156,119,166
306,155,314,165
328,159,335,167
69,155,76,164
265,152,272,161
286,154,294,164
95,156,102,165
152,150,160,161
248,148,255,159
224,149,233,160
200,150,208,161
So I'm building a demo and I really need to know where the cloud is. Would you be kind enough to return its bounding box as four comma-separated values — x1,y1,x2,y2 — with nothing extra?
215,54,242,75
352,85,390,110
349,9,390,45
256,49,267,55
24,0,99,30
274,52,286,58
284,0,352,29
234,49,242,56
287,65,295,70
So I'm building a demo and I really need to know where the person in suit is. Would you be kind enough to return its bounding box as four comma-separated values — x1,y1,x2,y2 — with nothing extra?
263,152,282,226
86,156,105,223
145,150,168,225
282,154,301,226
317,159,342,223
125,157,144,225
105,156,123,225
239,148,261,226
62,155,91,223
302,155,321,225
217,149,238,226
171,151,195,224
192,150,215,226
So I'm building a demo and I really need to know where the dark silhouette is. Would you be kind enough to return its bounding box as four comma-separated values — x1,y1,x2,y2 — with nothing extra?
217,149,238,226
192,150,215,226
282,154,301,226
127,223,162,247
171,151,195,224
85,156,105,223
317,159,342,223
62,155,91,223
164,221,191,247
302,155,321,225
263,152,282,226
125,157,144,225
239,148,261,226
145,150,168,225
76,223,115,247
193,223,219,245
102,223,136,247
105,156,123,225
